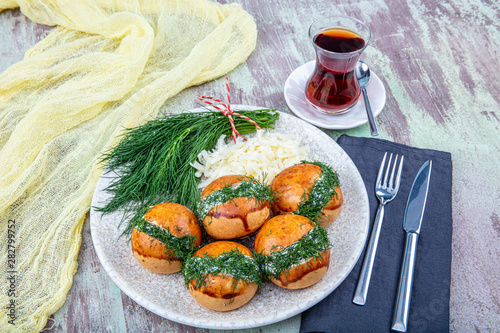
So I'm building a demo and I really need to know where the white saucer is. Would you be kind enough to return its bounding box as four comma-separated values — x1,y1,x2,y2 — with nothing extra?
284,61,386,130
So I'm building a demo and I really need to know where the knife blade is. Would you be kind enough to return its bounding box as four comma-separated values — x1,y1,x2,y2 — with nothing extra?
391,160,432,332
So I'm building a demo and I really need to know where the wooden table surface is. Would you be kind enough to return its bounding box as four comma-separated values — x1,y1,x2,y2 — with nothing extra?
1,0,499,332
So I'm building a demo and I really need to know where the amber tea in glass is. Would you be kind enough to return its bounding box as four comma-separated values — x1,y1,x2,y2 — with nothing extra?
306,16,371,114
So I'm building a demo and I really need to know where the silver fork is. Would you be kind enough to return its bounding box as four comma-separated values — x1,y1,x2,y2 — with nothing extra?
353,152,404,305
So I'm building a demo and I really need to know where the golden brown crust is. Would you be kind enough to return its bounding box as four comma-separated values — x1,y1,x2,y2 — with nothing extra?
202,197,270,239
254,215,313,254
131,202,202,274
189,277,258,312
143,202,203,240
318,186,343,228
201,175,271,239
194,240,253,258
201,175,251,197
254,215,330,289
131,228,179,273
188,241,258,311
270,164,343,227
270,250,330,289
271,164,321,214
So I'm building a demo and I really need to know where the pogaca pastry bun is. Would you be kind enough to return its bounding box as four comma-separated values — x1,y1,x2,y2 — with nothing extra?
131,202,202,274
197,175,273,239
183,241,261,311
270,161,342,228
254,214,331,289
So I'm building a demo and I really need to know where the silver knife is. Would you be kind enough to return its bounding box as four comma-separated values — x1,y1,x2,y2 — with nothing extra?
391,160,432,332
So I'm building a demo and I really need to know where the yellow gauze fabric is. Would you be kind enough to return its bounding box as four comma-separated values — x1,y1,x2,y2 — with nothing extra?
0,0,257,331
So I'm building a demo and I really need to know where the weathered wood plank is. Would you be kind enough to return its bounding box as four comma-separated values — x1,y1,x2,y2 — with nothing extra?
0,9,52,72
1,0,500,331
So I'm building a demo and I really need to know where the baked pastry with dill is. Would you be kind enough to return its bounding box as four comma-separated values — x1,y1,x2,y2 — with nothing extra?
131,202,202,274
196,175,274,239
270,161,342,228
183,241,261,311
254,214,331,289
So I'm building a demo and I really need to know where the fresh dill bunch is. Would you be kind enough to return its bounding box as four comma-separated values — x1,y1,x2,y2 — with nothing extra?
295,161,341,222
96,109,279,235
196,176,275,222
254,224,331,279
182,248,263,288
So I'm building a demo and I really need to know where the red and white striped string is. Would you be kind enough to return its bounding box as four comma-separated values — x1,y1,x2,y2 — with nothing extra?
199,77,261,143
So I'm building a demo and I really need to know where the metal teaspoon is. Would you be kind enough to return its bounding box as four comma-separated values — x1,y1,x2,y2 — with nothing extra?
356,61,379,136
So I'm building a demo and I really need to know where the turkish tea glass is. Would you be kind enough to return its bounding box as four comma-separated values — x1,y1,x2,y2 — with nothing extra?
305,16,371,114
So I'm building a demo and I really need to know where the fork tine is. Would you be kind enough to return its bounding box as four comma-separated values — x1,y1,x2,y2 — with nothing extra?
394,155,404,192
376,152,388,187
383,153,393,188
388,155,399,189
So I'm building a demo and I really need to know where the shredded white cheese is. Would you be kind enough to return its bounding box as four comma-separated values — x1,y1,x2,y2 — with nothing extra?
191,130,309,188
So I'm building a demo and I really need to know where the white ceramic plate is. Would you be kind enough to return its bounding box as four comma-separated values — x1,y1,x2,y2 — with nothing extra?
284,61,386,129
90,108,370,330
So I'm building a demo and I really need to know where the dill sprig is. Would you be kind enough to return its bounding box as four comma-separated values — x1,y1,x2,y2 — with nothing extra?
133,217,199,262
182,248,263,288
97,109,279,235
196,177,275,222
295,161,341,222
255,224,331,279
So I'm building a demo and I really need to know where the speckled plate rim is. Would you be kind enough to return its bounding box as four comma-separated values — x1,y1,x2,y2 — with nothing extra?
90,108,370,330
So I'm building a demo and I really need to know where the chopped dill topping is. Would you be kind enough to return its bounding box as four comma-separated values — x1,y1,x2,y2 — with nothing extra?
255,224,331,279
196,178,274,222
133,217,199,262
182,248,262,288
294,161,341,222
